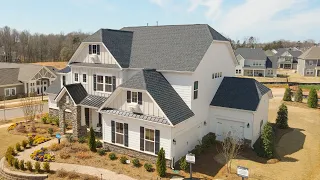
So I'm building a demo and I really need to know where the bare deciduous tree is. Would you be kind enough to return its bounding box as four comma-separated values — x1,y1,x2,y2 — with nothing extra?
20,94,39,124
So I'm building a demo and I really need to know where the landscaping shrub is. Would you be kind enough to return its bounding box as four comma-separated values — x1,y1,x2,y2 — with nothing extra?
75,152,92,159
48,143,64,151
19,160,25,170
7,123,17,131
97,149,106,156
69,143,89,152
41,115,48,124
201,133,216,148
15,142,21,152
156,148,166,177
30,147,55,162
50,116,59,126
35,161,41,172
7,155,14,167
276,103,289,129
56,169,68,178
78,136,87,144
13,158,19,169
144,163,153,172
43,162,50,172
28,137,34,146
66,134,74,143
26,161,33,171
120,156,128,164
132,158,140,167
88,127,96,152
294,87,303,102
96,140,103,148
6,146,15,157
33,136,51,145
283,88,292,101
261,123,274,158
68,171,81,179
109,153,117,160
179,156,188,171
48,128,54,136
22,140,28,149
59,150,71,159
16,124,27,133
308,88,318,108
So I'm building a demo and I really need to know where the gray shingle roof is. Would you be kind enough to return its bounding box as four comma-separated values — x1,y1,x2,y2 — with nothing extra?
63,83,88,104
101,108,170,125
69,62,119,69
265,50,275,56
0,62,44,82
299,46,320,60
45,77,61,94
211,77,270,111
58,66,71,73
235,48,267,60
120,69,194,125
0,68,21,86
80,95,108,108
275,48,302,58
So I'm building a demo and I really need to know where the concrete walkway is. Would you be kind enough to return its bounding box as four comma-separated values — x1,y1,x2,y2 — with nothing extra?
16,138,135,180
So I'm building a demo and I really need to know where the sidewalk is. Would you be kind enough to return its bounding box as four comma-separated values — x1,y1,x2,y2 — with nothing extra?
0,96,48,109
16,138,135,180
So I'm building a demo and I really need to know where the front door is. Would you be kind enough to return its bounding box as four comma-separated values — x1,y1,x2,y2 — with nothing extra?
85,108,90,127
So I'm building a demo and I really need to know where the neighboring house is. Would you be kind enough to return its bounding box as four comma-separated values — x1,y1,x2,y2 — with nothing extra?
0,62,57,99
265,50,275,57
275,48,302,69
47,24,272,167
297,46,320,76
235,48,277,77
271,49,278,54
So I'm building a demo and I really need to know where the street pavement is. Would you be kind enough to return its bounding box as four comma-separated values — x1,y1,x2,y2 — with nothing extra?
0,103,48,120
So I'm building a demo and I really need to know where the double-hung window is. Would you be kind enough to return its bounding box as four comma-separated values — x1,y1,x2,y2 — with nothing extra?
145,128,155,153
95,75,115,92
115,122,124,145
82,74,87,83
89,44,100,55
5,88,16,97
132,92,138,103
97,75,104,91
74,73,79,82
194,81,198,99
105,76,113,92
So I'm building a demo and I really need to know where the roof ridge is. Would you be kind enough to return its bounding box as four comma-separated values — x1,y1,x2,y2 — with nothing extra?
122,24,208,29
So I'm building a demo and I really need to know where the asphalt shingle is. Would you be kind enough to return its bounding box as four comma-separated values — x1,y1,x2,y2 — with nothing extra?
64,83,88,104
69,62,119,69
235,48,267,60
45,77,61,94
0,68,21,86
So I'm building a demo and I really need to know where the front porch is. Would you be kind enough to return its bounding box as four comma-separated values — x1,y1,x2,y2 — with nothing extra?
279,63,293,69
243,69,266,77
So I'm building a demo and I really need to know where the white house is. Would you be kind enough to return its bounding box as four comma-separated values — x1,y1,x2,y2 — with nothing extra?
47,24,272,167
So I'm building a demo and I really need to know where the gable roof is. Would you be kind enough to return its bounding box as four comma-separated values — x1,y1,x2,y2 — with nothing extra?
58,66,71,73
0,68,22,86
119,69,194,125
83,24,228,71
275,48,302,57
62,83,88,104
211,77,270,111
45,77,61,94
235,48,267,60
299,46,320,60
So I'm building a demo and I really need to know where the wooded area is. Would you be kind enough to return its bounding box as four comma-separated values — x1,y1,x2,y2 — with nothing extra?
0,26,89,63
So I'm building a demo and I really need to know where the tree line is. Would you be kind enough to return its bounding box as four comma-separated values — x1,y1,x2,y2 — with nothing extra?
0,26,89,63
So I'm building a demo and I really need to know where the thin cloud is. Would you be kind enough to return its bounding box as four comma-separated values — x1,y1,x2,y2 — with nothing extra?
188,0,223,20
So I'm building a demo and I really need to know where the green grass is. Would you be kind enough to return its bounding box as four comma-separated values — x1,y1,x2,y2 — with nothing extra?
299,85,320,90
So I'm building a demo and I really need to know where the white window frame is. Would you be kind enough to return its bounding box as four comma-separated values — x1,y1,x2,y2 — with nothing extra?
74,73,79,82
115,122,124,145
82,74,87,83
131,91,138,103
306,69,314,75
5,87,16,97
96,75,104,91
96,75,114,93
104,76,113,92
92,45,97,54
236,69,239,74
144,128,155,153
193,81,198,99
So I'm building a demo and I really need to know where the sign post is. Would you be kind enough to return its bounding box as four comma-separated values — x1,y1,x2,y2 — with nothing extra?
56,133,61,144
186,153,195,180
237,166,249,180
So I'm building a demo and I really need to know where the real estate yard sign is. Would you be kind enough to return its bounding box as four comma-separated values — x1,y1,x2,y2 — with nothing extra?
186,153,195,179
237,166,249,179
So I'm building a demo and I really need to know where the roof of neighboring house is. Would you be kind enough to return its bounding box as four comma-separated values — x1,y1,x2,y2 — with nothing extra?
0,68,22,86
58,66,71,73
64,83,88,104
119,69,194,125
46,66,59,75
275,48,302,57
299,46,320,60
235,48,267,60
83,24,228,71
80,95,108,108
266,56,278,69
265,50,275,56
45,77,61,94
211,77,271,111
69,62,119,69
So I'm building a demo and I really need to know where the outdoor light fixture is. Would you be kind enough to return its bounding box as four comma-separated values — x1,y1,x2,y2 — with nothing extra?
173,139,176,145
247,123,250,128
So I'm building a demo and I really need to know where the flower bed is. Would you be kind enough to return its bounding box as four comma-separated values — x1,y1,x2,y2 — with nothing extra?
28,134,51,145
30,147,55,162
7,123,18,131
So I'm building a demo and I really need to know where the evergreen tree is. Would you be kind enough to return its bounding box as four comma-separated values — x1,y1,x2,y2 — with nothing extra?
276,103,289,129
88,127,96,152
283,88,292,101
261,123,274,158
307,88,318,108
294,87,303,102
156,148,166,177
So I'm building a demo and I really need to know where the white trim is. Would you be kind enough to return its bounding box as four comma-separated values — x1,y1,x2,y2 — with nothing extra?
210,105,256,113
54,87,77,106
82,73,87,84
0,83,23,88
4,87,16,96
115,121,125,145
144,127,155,153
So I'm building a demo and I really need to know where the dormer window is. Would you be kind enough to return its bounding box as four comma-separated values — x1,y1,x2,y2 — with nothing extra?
89,44,100,55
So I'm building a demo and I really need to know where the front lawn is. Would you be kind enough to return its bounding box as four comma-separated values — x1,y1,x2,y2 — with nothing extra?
0,127,26,158
298,84,320,90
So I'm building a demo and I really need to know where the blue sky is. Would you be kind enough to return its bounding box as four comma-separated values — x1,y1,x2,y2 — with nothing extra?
1,0,320,42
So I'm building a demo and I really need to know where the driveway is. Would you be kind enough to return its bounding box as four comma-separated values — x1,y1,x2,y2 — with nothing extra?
0,103,48,120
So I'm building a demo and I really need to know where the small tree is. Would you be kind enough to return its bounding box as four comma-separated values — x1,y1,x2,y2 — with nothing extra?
261,123,274,158
156,148,166,177
88,127,96,152
308,88,318,108
276,103,289,129
294,87,303,102
283,88,292,101
20,94,39,131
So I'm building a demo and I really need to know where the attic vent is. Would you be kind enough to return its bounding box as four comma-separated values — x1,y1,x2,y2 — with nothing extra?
129,104,142,114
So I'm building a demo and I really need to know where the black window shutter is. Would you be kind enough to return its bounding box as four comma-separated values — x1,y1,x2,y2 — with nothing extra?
97,45,100,55
140,126,144,151
89,45,92,54
112,76,116,92
138,92,142,105
127,91,131,103
111,121,115,143
124,123,128,147
98,113,102,125
155,130,160,154
93,74,96,91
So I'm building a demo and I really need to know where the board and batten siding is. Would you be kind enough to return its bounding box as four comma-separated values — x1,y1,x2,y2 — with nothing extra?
252,94,269,146
70,66,122,97
102,114,172,159
108,90,165,118
70,42,118,65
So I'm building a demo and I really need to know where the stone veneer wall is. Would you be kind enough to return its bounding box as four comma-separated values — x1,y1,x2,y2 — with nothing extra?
103,142,172,167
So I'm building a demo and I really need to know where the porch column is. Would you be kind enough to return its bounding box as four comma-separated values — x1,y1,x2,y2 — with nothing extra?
59,109,66,134
253,70,255,77
72,106,82,138
291,63,293,69
316,69,318,77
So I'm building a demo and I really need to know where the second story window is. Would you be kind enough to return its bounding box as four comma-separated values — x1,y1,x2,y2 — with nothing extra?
83,74,87,83
95,75,116,92
194,81,198,99
89,44,100,55
97,75,104,91
74,73,79,82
